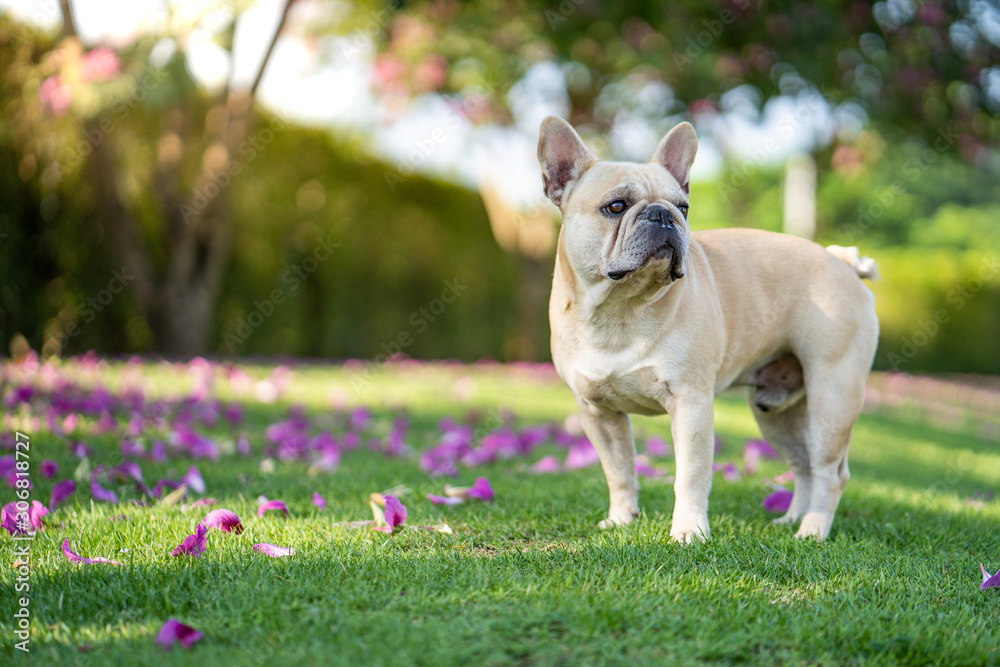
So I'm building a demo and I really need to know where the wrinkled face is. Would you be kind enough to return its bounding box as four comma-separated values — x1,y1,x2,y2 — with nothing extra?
537,117,698,292
561,162,690,285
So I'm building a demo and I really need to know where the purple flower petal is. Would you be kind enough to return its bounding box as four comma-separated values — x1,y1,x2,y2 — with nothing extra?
62,538,123,565
112,461,145,484
156,618,203,650
532,455,561,473
645,436,673,458
50,479,76,510
382,495,407,531
203,509,243,534
152,479,179,498
182,466,206,495
2,501,29,535
41,460,59,478
466,477,495,502
312,492,327,511
981,564,1000,590
763,488,794,513
253,543,296,558
91,473,119,504
713,462,741,481
171,523,208,557
636,460,658,477
257,500,289,518
428,494,464,506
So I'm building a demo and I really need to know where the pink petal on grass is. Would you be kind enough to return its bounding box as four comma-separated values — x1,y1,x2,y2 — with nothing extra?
62,539,122,565
182,466,205,495
253,543,296,558
171,523,208,557
313,492,327,511
156,618,203,650
257,500,289,518
428,494,464,506
49,479,74,509
532,455,561,473
203,509,243,534
466,477,495,502
981,564,1000,590
763,487,794,513
373,495,408,533
713,462,741,481
29,500,48,528
41,460,59,478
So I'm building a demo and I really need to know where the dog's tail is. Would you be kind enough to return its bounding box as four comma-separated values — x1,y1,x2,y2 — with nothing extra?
825,244,880,281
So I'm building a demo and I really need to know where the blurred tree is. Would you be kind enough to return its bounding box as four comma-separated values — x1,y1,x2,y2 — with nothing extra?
2,1,296,355
361,0,998,163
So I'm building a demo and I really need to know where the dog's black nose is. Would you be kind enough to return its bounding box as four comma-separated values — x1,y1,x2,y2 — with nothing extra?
644,203,674,227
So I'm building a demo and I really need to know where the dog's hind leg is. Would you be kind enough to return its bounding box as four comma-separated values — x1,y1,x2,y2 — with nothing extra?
792,362,866,540
751,397,812,526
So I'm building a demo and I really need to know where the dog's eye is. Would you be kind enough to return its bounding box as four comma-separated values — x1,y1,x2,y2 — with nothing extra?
604,201,627,215
677,204,689,218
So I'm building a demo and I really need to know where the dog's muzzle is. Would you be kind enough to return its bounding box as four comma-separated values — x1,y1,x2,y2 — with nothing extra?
606,204,686,282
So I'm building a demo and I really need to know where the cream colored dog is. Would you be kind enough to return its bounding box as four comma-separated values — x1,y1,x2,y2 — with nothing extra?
538,116,879,542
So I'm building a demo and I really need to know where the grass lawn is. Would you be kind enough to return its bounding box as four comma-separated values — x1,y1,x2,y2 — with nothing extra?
2,358,1000,666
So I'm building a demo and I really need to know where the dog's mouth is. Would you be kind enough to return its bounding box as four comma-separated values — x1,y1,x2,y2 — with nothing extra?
606,242,675,281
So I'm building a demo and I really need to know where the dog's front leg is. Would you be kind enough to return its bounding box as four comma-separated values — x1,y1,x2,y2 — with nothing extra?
669,395,715,542
576,399,639,528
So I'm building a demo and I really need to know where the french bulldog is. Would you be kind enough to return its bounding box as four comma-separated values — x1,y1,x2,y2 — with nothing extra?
538,116,879,542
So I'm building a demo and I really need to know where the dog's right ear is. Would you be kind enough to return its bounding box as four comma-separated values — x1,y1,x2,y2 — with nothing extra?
538,116,598,208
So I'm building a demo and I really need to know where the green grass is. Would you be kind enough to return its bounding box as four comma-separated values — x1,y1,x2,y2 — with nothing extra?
2,361,1000,666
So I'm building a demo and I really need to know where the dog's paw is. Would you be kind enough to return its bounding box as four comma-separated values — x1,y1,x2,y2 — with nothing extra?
669,516,711,544
770,513,798,526
794,512,832,541
598,508,639,529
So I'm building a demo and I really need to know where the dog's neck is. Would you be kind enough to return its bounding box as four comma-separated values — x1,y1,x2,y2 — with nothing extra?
554,228,688,351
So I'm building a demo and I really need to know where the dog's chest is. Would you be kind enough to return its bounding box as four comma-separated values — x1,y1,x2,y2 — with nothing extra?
568,353,671,415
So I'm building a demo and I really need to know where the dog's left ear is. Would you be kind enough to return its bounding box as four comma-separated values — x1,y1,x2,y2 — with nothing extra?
651,122,698,194
538,116,598,208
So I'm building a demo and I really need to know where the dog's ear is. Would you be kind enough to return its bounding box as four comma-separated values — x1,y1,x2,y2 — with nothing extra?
651,122,698,194
538,116,598,208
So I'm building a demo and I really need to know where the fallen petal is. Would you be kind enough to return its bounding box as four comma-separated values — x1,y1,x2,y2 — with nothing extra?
41,460,59,478
29,500,48,528
763,488,794,513
49,479,76,510
428,494,464,506
531,455,561,473
2,502,29,535
313,492,327,511
383,495,407,531
91,473,118,504
466,477,495,502
183,466,206,495
171,523,208,558
203,509,244,534
253,543,295,558
981,564,1000,590
62,539,122,565
156,618,203,650
257,500,289,518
